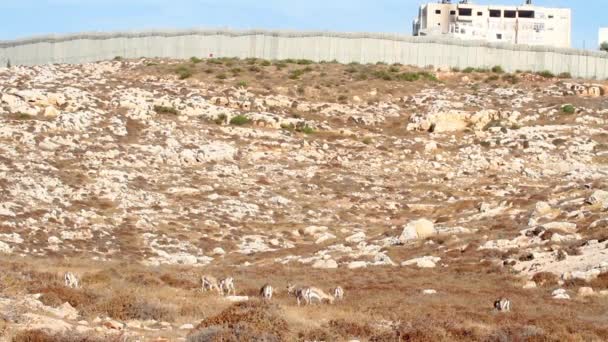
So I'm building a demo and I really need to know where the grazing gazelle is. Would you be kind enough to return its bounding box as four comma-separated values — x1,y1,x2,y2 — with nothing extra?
260,284,273,301
330,286,344,301
64,272,80,289
287,283,334,306
494,298,511,312
201,275,221,294
287,283,310,306
219,277,236,296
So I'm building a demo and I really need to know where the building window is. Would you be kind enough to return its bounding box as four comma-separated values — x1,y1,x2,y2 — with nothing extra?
490,9,501,17
435,9,441,14
496,34,502,40
477,12,483,16
458,8,472,16
450,10,456,15
504,10,516,18
518,10,534,18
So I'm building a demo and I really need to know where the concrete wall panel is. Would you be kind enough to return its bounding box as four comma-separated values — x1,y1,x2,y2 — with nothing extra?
1,29,607,79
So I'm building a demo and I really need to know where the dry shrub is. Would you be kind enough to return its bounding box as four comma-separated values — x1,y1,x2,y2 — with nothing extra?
328,319,375,338
12,329,107,342
37,286,98,312
160,273,198,289
192,301,287,341
81,270,115,285
187,324,280,342
298,328,339,342
125,272,163,287
99,293,177,322
589,272,608,289
531,272,559,287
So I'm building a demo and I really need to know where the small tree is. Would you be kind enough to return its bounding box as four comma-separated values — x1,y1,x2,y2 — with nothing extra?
601,42,608,52
6,59,11,68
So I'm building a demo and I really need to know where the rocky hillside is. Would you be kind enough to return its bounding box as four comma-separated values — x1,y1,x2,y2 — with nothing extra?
0,58,607,341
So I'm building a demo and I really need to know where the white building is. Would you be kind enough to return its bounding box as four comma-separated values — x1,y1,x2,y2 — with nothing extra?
600,28,608,48
413,1,571,48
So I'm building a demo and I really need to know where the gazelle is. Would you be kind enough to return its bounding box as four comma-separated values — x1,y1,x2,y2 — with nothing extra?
494,298,511,312
287,283,334,306
201,275,221,294
219,277,236,296
330,286,344,301
64,272,80,289
260,284,273,301
287,283,309,306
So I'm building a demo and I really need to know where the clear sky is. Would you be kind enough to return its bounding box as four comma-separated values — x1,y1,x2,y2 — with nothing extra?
0,0,605,49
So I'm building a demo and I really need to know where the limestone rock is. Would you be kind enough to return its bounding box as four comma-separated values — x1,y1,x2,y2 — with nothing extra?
312,259,338,269
402,256,441,268
399,219,436,243
587,190,608,209
347,261,368,269
578,287,594,297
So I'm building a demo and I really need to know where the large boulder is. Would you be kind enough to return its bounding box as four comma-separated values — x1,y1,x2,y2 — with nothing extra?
587,190,608,209
399,219,436,243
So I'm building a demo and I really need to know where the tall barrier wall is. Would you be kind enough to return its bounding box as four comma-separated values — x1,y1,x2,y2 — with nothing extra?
1,29,607,79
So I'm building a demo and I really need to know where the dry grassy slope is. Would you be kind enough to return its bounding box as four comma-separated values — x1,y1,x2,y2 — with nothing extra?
0,57,607,341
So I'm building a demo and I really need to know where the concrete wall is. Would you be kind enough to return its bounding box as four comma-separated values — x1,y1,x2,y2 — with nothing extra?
600,28,608,48
1,29,607,79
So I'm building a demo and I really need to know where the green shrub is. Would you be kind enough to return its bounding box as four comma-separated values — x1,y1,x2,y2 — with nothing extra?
451,67,460,72
475,67,490,73
491,65,505,73
362,137,373,145
502,74,519,84
216,73,227,80
558,72,572,79
537,70,555,78
355,73,368,81
372,70,392,81
283,58,297,64
296,59,314,65
288,69,307,80
237,81,248,87
463,67,475,73
204,69,214,74
229,115,250,125
230,67,242,74
396,72,420,82
561,104,575,114
280,123,295,131
388,66,400,73
337,95,348,103
190,57,203,64
601,42,608,52
6,60,11,68
214,114,227,125
261,60,272,67
345,67,358,74
15,112,32,120
485,75,500,82
113,56,123,61
176,65,193,80
245,58,258,65
299,125,315,134
274,62,287,70
248,65,261,72
154,106,179,115
417,71,438,81
207,59,223,65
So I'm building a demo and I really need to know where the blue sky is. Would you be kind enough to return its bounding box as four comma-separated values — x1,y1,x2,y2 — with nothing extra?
0,0,605,49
